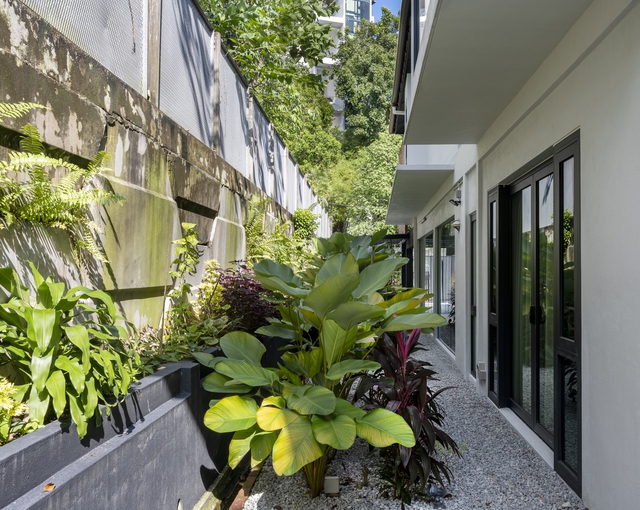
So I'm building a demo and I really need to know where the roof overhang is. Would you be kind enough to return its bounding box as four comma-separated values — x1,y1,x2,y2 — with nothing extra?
404,0,593,144
386,164,454,224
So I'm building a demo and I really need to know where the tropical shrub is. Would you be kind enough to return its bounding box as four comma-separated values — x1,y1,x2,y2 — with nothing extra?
359,328,460,505
292,208,318,241
0,263,135,438
244,195,313,272
195,230,447,497
0,376,37,445
0,102,123,263
216,264,277,334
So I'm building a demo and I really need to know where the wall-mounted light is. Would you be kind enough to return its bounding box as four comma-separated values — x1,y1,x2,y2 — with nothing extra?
452,220,461,231
449,189,462,207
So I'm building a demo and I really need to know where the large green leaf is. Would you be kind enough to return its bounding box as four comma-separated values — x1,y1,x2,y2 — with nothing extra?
319,320,357,367
30,349,54,392
66,287,117,322
272,417,324,476
27,385,50,424
228,425,259,469
315,253,359,287
302,348,323,379
82,378,98,418
356,408,416,448
303,274,360,319
286,386,336,416
202,372,252,394
215,360,277,387
204,396,259,433
326,359,381,381
250,431,277,467
64,325,91,374
45,370,67,417
334,398,366,420
0,266,29,301
220,332,266,365
378,288,430,310
253,260,308,298
253,259,303,286
55,355,86,394
312,414,356,450
352,258,408,299
256,405,299,431
381,312,447,332
254,324,296,340
25,308,58,352
69,396,88,438
326,302,385,330
192,352,225,368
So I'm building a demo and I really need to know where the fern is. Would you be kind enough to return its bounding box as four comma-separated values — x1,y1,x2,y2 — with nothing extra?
0,102,47,120
0,104,124,263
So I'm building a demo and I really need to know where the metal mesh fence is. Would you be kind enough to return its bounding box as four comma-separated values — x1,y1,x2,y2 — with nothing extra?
219,51,249,177
21,0,147,94
273,135,286,204
252,104,272,195
287,155,298,212
159,0,213,147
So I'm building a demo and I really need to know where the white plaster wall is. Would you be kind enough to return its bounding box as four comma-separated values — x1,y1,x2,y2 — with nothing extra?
470,1,640,508
405,1,640,506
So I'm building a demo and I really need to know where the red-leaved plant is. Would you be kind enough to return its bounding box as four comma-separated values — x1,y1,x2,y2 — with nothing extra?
358,329,460,506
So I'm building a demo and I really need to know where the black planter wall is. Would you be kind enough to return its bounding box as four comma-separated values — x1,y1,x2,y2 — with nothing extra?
0,359,228,510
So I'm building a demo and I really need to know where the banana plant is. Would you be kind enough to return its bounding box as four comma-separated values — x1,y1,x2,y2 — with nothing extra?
0,263,135,438
196,230,447,497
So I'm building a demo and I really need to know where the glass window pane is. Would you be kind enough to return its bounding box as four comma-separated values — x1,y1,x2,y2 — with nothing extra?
424,233,434,309
562,357,579,472
470,218,477,376
511,187,532,414
490,201,497,314
489,325,498,392
538,174,555,434
439,220,456,352
562,158,575,339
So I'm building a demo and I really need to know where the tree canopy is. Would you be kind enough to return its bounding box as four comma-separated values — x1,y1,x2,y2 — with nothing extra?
331,8,399,151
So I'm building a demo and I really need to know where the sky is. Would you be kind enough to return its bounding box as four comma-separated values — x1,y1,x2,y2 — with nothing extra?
373,0,402,20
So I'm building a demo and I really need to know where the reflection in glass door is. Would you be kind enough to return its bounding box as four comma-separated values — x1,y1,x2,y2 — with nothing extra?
510,164,555,445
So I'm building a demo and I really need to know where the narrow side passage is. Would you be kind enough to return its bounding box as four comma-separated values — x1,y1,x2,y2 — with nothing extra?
418,334,584,509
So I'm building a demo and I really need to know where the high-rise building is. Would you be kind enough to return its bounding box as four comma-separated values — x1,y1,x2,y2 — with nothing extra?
316,0,375,129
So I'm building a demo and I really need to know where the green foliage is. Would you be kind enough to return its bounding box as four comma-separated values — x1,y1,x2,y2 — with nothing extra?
0,264,135,439
196,230,447,497
162,224,228,359
0,104,123,263
293,208,319,241
332,8,399,150
199,0,336,156
0,102,48,120
0,376,37,445
348,133,402,235
287,129,342,176
245,195,313,272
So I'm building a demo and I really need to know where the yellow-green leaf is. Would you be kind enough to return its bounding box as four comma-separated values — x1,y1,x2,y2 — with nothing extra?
326,359,381,381
204,396,258,433
272,417,323,476
229,425,259,469
312,414,356,450
356,408,416,448
202,372,252,394
69,396,88,439
250,431,277,467
286,386,336,416
334,398,366,420
256,405,299,431
304,274,360,319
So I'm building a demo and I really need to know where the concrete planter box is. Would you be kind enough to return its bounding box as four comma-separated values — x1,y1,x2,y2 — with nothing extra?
0,357,229,510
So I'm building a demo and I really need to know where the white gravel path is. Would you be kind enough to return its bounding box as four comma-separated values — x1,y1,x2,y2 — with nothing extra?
244,334,585,510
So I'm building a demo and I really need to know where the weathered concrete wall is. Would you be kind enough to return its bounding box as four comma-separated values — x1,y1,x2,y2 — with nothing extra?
0,0,290,329
0,356,230,510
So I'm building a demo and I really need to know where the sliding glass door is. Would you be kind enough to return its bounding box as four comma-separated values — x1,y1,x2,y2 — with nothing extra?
510,163,555,445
